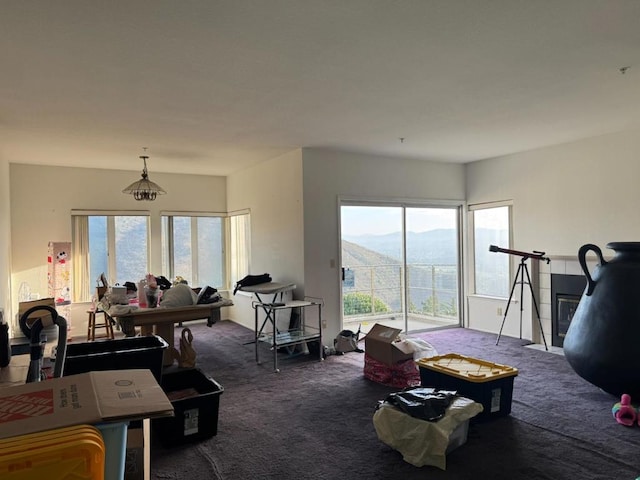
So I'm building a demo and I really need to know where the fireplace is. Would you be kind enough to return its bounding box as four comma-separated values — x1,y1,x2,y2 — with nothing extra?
551,273,587,347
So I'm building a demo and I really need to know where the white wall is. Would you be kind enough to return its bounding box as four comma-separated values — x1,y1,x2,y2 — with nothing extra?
226,149,304,331
301,148,466,342
466,128,640,338
9,163,227,331
0,158,11,326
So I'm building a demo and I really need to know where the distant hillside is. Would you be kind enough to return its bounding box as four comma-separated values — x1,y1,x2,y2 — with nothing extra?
341,227,507,313
342,239,457,314
342,239,399,267
343,228,457,264
343,227,506,268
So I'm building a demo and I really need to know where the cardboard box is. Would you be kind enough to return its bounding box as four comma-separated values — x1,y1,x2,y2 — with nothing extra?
0,369,174,440
364,323,414,365
18,297,56,326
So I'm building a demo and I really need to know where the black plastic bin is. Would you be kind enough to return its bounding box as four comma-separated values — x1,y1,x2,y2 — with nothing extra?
63,335,168,382
417,354,518,422
153,368,223,446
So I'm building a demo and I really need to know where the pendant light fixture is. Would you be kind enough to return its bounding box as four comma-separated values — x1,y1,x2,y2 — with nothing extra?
122,148,166,201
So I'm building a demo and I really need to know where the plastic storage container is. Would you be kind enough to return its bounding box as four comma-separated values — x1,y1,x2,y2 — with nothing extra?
417,353,518,421
0,424,105,480
64,335,168,381
446,419,469,453
96,422,129,480
153,368,224,446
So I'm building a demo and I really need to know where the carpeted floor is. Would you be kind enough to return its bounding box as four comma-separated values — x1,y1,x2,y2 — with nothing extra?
149,320,640,480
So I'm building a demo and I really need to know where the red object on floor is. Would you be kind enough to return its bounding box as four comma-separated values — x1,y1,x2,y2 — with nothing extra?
363,353,420,388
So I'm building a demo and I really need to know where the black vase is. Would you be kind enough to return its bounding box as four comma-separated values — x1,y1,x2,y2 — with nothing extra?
0,322,11,368
564,242,640,397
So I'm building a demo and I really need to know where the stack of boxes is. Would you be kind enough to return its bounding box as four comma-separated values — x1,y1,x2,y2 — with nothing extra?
0,370,174,480
367,326,519,468
363,324,419,388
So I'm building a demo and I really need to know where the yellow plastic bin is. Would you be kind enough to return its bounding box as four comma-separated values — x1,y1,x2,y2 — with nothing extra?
0,425,105,479
417,353,518,421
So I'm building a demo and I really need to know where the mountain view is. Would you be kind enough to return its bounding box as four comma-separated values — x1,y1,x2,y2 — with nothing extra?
342,228,508,316
342,229,458,317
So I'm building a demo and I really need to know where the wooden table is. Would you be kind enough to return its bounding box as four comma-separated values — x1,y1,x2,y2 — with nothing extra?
110,300,233,366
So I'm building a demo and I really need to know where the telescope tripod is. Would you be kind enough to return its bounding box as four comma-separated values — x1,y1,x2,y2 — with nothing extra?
496,257,548,351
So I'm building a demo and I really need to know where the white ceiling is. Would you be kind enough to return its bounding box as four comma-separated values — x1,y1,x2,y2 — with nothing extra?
3,1,640,176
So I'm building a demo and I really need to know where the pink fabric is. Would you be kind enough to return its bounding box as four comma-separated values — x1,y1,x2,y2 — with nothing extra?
364,353,420,388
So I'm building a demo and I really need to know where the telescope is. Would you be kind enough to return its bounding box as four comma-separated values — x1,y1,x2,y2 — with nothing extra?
489,245,550,263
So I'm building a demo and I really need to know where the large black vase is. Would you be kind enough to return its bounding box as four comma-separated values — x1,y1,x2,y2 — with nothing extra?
564,242,640,397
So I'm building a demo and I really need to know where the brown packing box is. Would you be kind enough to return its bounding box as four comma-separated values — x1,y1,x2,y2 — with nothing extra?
0,369,174,440
18,297,57,325
364,323,414,365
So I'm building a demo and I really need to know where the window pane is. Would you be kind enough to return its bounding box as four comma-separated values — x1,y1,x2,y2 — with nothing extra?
406,208,459,319
197,217,223,287
88,216,108,287
172,217,192,284
474,206,510,297
115,216,148,284
230,214,251,287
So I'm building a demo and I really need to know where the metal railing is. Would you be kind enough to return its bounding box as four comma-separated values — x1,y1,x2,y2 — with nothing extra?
342,263,459,320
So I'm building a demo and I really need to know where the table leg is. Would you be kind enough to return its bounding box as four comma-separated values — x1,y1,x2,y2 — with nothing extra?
255,306,259,364
152,323,176,367
272,305,279,373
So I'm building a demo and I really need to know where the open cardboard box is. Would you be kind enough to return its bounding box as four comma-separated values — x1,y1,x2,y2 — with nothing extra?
0,369,173,439
18,297,57,325
364,323,414,365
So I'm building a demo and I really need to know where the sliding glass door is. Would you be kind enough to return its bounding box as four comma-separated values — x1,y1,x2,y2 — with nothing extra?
341,203,461,334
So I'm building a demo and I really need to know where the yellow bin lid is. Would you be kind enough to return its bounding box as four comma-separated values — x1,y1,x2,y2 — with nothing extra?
416,353,518,382
0,426,105,480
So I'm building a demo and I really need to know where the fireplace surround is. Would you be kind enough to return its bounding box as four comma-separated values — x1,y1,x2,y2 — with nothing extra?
534,255,598,351
550,273,586,347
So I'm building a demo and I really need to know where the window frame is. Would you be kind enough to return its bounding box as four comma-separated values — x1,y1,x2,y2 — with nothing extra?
468,201,513,298
226,210,251,291
160,212,227,289
72,209,251,301
71,210,151,302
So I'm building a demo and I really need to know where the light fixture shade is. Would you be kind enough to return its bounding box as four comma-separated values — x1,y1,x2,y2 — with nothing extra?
122,154,166,201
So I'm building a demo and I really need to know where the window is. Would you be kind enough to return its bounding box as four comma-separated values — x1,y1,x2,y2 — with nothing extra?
72,210,250,302
228,211,251,288
161,215,224,288
72,213,150,301
470,203,511,297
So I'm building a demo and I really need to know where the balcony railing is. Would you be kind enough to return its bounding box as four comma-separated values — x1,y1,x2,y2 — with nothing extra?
342,263,458,320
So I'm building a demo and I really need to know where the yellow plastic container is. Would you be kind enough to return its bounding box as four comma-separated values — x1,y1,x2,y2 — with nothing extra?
0,425,103,449
417,353,518,420
0,425,106,479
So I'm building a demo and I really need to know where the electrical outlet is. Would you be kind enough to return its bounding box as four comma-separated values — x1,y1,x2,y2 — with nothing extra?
497,307,503,316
